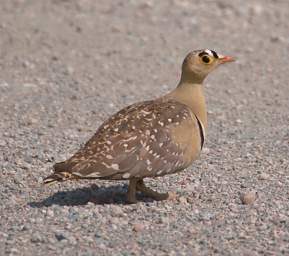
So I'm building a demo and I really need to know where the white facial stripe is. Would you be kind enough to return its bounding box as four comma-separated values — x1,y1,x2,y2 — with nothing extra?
204,49,213,56
204,49,220,59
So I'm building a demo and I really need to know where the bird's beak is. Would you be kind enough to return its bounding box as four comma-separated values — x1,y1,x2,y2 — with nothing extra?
218,55,235,64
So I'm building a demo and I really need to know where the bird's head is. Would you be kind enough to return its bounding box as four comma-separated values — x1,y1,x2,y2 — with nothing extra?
181,49,235,83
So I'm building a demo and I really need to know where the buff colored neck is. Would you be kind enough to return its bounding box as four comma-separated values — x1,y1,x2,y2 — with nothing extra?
165,81,208,130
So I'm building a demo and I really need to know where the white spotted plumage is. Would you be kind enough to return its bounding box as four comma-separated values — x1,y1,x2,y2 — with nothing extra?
43,49,234,203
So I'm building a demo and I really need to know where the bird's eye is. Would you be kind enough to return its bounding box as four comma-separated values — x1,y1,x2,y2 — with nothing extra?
201,55,213,64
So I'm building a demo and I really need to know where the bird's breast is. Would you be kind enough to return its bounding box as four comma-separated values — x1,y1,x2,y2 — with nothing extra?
168,113,202,165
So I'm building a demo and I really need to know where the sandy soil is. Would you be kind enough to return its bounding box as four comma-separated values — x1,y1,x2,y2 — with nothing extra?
0,0,289,255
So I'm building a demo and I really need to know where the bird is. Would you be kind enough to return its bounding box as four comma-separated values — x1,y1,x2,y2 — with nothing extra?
43,49,235,203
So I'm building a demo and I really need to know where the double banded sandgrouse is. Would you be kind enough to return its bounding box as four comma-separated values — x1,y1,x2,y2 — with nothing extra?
44,49,234,203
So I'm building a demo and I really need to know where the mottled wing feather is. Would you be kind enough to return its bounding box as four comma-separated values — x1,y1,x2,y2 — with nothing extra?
55,99,202,179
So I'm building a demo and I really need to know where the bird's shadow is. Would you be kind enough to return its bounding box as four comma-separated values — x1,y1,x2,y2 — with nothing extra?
28,184,151,208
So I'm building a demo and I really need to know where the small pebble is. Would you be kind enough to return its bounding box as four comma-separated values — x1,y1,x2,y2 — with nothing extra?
167,191,177,201
259,173,270,180
178,196,188,204
241,191,257,205
159,217,170,224
132,223,145,232
55,233,66,242
31,233,44,243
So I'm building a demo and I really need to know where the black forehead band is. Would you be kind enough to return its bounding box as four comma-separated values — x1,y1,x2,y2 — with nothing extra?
211,50,219,58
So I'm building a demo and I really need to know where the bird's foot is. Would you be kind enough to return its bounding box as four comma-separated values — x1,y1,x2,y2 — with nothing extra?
127,179,176,203
136,180,169,201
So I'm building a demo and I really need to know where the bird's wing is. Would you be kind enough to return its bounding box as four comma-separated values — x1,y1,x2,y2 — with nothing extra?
53,99,203,180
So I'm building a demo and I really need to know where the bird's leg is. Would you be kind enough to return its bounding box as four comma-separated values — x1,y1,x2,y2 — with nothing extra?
127,178,138,204
136,180,169,201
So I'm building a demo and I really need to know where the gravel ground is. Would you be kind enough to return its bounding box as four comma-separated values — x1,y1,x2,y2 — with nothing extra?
1,0,289,255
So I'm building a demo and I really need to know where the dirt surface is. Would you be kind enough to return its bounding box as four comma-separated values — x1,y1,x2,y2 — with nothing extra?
1,0,289,255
